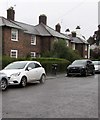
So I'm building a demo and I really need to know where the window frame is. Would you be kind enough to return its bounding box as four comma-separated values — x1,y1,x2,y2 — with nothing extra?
11,28,18,41
31,52,36,58
10,50,18,58
72,43,75,50
85,44,88,51
31,35,36,45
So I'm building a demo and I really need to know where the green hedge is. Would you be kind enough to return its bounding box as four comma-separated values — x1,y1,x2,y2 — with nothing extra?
2,56,71,74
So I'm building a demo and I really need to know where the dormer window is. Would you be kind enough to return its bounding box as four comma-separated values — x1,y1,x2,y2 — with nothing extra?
31,35,36,45
11,28,18,41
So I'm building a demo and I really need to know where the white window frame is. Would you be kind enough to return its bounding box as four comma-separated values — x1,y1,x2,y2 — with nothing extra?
72,43,75,50
66,40,69,47
10,50,18,58
31,35,36,45
11,28,18,41
85,55,87,58
85,45,87,51
31,52,36,58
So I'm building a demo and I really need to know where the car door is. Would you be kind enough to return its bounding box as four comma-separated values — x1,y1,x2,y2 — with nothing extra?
34,63,42,80
26,63,37,82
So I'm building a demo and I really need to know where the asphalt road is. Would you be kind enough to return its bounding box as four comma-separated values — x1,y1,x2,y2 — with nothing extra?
1,74,99,118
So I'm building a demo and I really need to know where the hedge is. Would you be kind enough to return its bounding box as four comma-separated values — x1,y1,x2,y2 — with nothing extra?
2,56,71,74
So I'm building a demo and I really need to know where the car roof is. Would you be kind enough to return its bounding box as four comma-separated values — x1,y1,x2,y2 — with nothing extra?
12,61,41,64
74,59,91,61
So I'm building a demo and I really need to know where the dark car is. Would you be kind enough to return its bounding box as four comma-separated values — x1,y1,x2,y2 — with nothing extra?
66,59,95,77
0,73,8,90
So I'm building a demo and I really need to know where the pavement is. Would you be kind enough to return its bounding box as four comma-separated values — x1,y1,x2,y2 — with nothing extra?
46,73,67,80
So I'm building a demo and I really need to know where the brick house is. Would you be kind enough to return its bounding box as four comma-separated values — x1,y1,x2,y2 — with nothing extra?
0,7,89,59
0,7,69,58
65,28,90,59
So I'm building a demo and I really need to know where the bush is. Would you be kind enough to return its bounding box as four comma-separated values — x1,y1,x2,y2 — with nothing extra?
2,56,71,74
32,57,70,74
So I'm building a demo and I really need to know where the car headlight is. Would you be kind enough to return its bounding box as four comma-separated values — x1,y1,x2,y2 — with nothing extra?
81,66,85,69
11,72,21,77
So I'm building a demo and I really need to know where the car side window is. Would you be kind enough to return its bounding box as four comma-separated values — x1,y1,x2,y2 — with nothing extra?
87,61,92,65
35,63,41,68
27,63,35,69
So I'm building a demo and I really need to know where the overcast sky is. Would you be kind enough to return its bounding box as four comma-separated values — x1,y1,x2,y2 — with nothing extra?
0,0,99,39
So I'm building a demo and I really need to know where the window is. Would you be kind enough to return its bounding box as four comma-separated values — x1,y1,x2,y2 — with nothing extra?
72,43,75,50
35,63,41,68
31,35,36,45
66,40,69,47
85,55,87,58
85,45,87,51
10,50,18,58
31,52,36,58
11,28,18,41
27,63,35,69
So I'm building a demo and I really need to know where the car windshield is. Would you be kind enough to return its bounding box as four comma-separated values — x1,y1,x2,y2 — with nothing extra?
93,61,100,65
4,62,27,70
72,60,86,65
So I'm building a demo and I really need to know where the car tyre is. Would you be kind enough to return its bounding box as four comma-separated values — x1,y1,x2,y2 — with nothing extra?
1,78,8,91
20,77,27,87
91,69,95,75
40,74,46,84
67,73,71,77
83,70,88,77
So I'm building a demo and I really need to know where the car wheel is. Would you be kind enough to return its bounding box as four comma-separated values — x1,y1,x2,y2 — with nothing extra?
91,69,95,75
20,77,27,87
40,74,46,84
1,78,8,91
83,70,88,77
67,73,71,77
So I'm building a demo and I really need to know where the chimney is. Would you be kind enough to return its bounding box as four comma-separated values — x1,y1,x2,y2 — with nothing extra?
55,23,61,33
72,31,76,37
39,14,47,25
65,28,71,35
7,7,15,21
76,25,81,35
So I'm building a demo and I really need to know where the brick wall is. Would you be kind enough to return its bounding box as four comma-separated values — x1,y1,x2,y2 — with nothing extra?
2,27,42,58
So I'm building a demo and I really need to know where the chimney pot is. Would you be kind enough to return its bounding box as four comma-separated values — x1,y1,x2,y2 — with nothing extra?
76,26,81,29
65,28,70,32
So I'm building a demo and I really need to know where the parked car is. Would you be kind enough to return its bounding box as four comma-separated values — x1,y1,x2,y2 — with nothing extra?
66,59,95,77
92,61,100,73
0,61,46,87
0,73,8,90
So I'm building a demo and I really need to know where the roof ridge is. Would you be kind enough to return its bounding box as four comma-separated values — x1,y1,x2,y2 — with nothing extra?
41,23,68,39
10,20,26,31
77,36,86,43
14,20,35,27
40,23,52,36
14,21,40,35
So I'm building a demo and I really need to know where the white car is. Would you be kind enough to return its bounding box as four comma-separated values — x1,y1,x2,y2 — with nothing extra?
0,73,8,90
0,61,46,87
92,61,100,73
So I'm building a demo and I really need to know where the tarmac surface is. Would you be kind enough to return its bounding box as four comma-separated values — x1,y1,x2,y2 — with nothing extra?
1,73,99,118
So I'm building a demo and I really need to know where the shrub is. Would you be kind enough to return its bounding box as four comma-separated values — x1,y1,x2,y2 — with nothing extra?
2,56,70,74
32,57,70,74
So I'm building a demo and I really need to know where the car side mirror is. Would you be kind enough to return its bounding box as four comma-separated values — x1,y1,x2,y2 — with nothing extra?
27,67,32,71
87,63,89,66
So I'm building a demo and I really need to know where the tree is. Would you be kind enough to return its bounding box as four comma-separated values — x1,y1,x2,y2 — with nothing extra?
42,39,81,62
